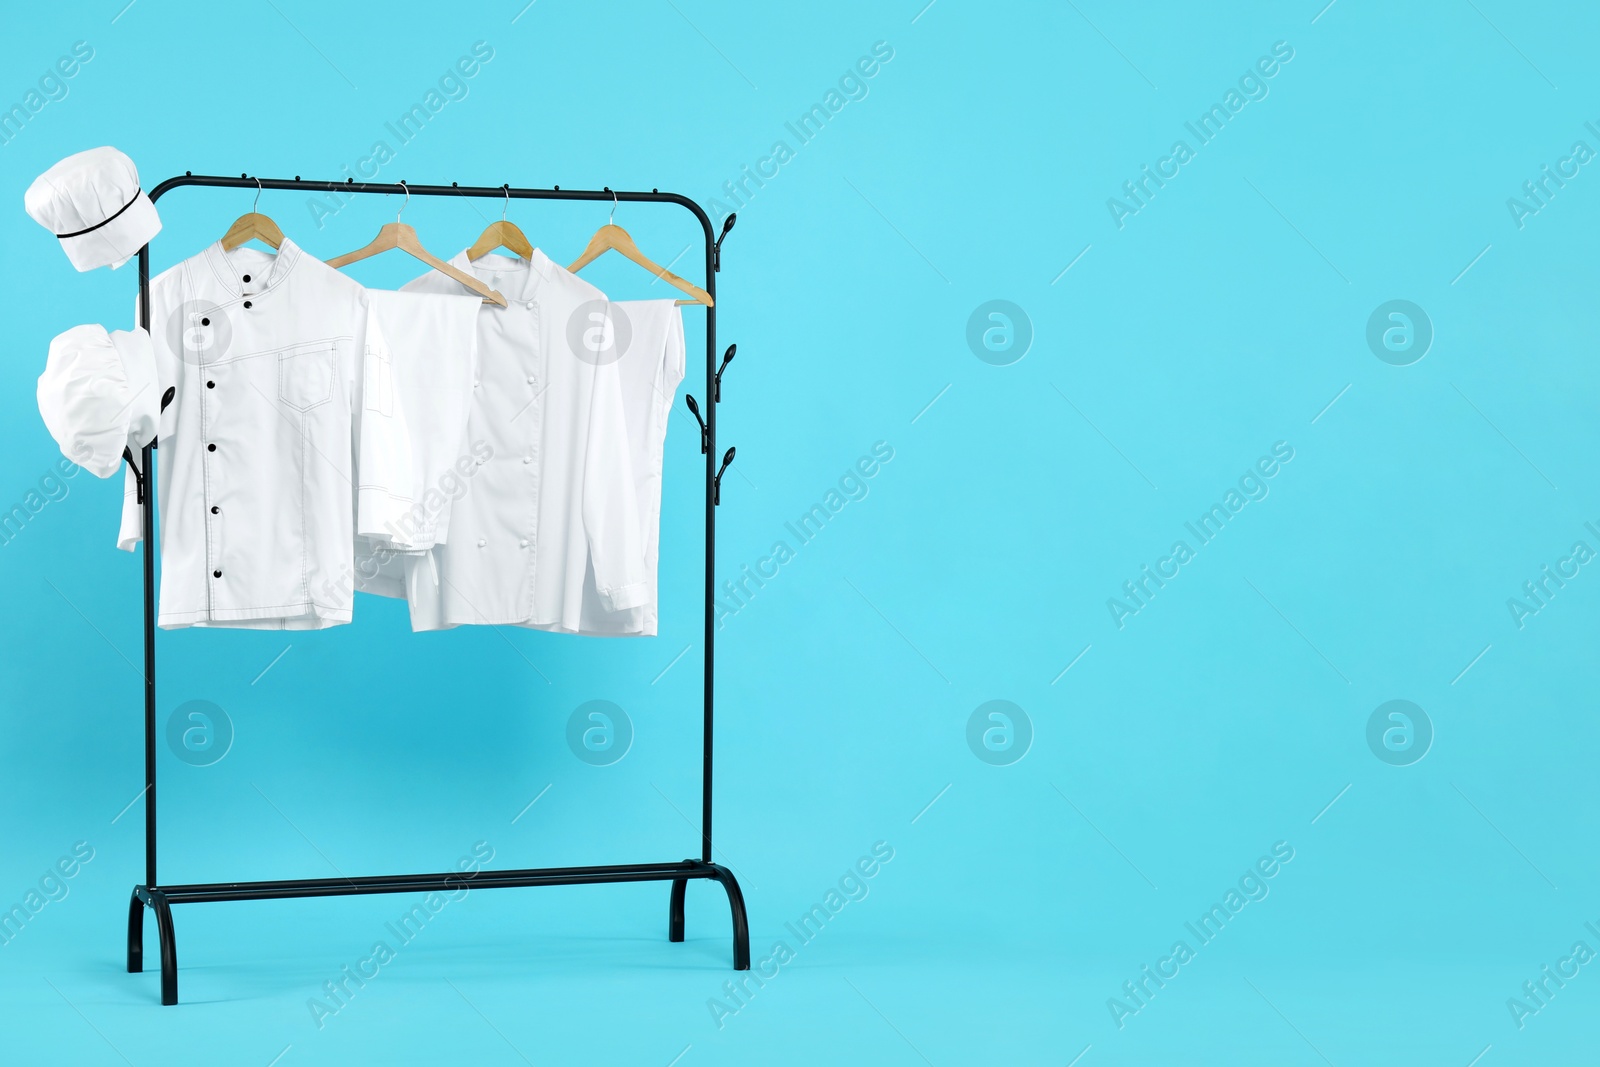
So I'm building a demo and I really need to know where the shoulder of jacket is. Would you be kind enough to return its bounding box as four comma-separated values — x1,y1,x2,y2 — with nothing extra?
148,257,186,291
550,263,608,304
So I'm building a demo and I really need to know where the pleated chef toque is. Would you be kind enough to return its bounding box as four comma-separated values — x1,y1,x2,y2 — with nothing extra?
37,325,160,477
25,147,161,271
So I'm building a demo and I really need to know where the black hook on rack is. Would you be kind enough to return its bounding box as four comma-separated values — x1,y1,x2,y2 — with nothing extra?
124,385,173,506
685,395,709,454
713,214,736,272
714,447,736,505
122,447,143,504
714,344,735,402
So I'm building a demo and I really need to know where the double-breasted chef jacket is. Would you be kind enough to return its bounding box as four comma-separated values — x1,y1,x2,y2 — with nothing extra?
118,238,421,630
394,249,657,634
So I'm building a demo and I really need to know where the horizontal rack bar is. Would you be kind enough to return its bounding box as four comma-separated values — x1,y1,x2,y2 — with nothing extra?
148,173,708,218
139,860,719,905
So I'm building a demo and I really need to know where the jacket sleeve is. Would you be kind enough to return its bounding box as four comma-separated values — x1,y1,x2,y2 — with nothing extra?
581,309,649,613
353,300,419,547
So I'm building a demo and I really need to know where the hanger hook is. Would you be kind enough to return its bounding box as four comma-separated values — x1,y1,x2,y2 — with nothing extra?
252,176,263,214
502,184,510,221
609,188,618,226
396,180,409,222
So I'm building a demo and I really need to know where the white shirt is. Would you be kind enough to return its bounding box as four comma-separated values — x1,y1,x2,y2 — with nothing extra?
571,299,685,636
395,250,649,633
118,238,413,629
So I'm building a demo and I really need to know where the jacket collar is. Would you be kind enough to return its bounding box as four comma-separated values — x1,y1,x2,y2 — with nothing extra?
201,237,304,300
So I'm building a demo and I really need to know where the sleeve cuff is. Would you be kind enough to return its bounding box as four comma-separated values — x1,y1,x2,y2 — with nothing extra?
357,487,430,549
598,581,650,613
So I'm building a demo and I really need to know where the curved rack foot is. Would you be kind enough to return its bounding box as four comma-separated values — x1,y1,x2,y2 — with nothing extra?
148,890,179,1006
706,864,750,970
126,887,144,973
665,862,749,969
668,872,688,943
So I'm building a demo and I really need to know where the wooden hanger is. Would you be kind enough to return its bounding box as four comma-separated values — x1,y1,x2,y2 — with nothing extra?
568,191,712,307
466,185,534,261
220,178,285,251
328,183,507,307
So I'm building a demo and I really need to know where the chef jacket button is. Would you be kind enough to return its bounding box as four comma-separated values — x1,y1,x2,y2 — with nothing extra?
524,300,534,310
477,538,487,547
212,569,222,578
207,443,216,452
473,379,480,388
210,506,219,514
243,300,253,309
201,317,210,326
519,539,528,548
242,274,251,282
526,375,535,384
522,456,531,464
206,380,215,388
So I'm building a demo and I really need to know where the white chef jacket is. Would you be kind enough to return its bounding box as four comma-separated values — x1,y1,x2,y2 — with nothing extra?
118,238,414,629
351,288,481,598
572,299,685,636
394,250,649,633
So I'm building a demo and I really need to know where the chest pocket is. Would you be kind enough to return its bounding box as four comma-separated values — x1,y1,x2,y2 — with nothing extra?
277,341,337,412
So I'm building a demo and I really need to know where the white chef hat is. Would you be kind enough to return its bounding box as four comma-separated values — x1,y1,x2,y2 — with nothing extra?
24,147,161,271
37,325,161,478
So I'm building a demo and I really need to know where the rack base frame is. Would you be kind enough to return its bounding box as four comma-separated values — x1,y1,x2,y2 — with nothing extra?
127,860,749,1006
124,173,747,1005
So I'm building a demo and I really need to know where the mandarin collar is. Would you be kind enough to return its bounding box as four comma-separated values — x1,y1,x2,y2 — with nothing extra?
202,237,303,300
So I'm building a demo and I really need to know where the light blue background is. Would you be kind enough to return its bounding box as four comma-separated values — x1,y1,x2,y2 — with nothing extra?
2,1,1598,1063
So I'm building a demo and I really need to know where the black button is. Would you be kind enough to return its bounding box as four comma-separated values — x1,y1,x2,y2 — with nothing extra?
243,300,253,309
242,274,251,282
210,506,219,514
207,443,216,452
201,317,210,326
206,380,215,388
213,570,222,578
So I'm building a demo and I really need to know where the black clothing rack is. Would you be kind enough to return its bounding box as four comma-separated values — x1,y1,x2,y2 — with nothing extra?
123,173,748,1006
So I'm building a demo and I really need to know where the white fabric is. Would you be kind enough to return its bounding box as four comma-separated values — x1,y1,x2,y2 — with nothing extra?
572,299,685,636
393,250,649,634
116,238,414,630
38,325,160,478
25,147,161,271
351,288,481,598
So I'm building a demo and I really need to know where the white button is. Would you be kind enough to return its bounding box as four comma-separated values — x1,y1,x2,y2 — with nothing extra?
518,539,528,548
522,456,532,465
473,379,480,388
526,375,535,384
477,538,487,547
524,300,535,310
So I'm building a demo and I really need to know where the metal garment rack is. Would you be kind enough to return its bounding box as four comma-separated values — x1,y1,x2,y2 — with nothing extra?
124,173,748,1006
